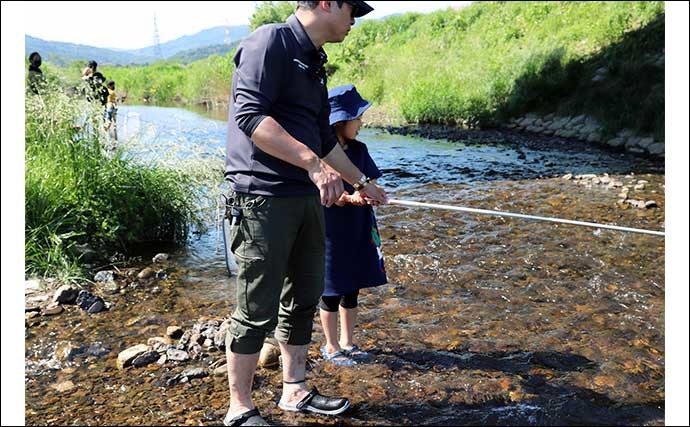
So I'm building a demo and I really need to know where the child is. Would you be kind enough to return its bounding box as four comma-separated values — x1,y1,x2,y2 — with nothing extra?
319,84,388,366
104,80,118,140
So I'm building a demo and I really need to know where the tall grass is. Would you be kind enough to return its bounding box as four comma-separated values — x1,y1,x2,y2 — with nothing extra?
25,82,204,281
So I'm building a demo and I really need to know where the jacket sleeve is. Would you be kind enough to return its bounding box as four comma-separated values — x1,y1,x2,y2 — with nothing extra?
233,28,288,138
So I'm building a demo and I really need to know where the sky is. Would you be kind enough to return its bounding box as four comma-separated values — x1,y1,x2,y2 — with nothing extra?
2,2,689,426
24,1,472,50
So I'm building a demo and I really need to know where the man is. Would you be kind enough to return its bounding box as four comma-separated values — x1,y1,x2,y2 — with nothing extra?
224,1,382,426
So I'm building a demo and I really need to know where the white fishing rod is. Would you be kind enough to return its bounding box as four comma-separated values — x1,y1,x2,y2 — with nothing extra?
387,199,665,237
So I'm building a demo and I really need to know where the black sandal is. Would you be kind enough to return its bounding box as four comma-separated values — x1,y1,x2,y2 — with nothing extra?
278,387,350,415
223,408,271,426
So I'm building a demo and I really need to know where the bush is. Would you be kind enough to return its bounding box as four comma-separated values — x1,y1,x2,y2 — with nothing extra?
25,83,201,280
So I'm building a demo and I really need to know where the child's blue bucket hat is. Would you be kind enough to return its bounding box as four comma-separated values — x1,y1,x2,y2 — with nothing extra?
328,84,371,125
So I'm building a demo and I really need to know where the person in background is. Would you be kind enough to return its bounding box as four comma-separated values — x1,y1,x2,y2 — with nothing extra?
27,51,44,95
318,84,387,367
82,60,97,80
104,80,118,140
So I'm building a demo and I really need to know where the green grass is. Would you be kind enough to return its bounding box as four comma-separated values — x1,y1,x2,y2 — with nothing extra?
326,1,665,139
25,82,206,281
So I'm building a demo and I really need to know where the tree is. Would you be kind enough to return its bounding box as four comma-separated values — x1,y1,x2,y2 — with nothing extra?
249,1,296,31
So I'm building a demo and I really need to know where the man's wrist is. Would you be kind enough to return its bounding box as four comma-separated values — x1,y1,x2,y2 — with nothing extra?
352,174,370,191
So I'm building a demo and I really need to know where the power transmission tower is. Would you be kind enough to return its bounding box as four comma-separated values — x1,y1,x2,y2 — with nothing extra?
153,13,162,59
224,19,232,46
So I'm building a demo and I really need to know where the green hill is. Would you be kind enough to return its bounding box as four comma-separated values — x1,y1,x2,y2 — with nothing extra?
325,1,664,140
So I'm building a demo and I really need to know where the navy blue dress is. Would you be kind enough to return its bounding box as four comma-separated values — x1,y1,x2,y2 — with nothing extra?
324,139,388,296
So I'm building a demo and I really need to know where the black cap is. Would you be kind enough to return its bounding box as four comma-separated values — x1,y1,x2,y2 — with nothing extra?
347,1,373,18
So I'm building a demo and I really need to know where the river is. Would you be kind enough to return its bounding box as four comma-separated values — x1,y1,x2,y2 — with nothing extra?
25,105,665,425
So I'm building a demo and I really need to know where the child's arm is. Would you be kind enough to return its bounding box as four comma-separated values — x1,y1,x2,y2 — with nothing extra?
335,191,368,207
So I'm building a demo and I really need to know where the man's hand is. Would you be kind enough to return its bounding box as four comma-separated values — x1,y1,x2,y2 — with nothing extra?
307,159,345,207
359,181,388,206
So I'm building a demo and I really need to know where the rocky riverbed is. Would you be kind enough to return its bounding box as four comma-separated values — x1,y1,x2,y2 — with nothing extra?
25,171,664,426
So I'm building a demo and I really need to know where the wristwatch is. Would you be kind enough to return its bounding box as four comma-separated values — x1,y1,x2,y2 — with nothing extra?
352,174,371,191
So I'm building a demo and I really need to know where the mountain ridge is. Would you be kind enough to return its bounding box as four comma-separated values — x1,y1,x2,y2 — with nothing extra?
25,24,250,66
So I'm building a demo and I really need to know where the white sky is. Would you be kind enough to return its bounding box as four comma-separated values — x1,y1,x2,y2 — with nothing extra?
2,2,689,426
24,1,472,49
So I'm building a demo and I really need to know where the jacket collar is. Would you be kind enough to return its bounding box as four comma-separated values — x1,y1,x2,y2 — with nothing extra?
287,14,326,58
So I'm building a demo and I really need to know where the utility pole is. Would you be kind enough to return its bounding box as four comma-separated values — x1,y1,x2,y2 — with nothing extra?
153,13,162,59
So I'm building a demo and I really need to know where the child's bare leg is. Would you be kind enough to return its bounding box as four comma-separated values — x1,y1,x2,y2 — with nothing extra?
319,308,341,354
339,306,357,349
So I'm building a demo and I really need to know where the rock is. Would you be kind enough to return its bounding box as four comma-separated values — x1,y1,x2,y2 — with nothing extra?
25,305,41,313
166,368,209,387
190,333,204,346
166,326,184,339
87,300,105,314
625,136,641,149
188,343,203,360
606,137,626,148
586,132,601,143
76,290,107,313
131,350,160,367
137,267,155,280
26,295,49,305
152,253,169,263
213,364,228,377
561,173,573,180
180,367,208,379
258,342,280,368
568,115,586,127
117,344,151,369
55,342,82,361
626,199,646,209
51,380,75,393
25,279,42,294
166,348,190,362
617,128,635,138
634,183,645,191
644,200,658,209
148,336,173,353
25,311,40,320
53,284,79,304
637,137,655,150
94,270,116,283
42,302,64,316
647,142,665,155
101,281,120,295
84,342,111,358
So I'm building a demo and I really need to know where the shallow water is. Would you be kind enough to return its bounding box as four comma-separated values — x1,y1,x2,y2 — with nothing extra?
26,106,664,425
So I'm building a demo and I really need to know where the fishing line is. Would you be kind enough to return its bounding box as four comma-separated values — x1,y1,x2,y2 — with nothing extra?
387,199,665,237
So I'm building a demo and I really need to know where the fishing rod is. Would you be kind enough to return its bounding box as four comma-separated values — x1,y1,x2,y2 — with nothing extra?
387,199,665,237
